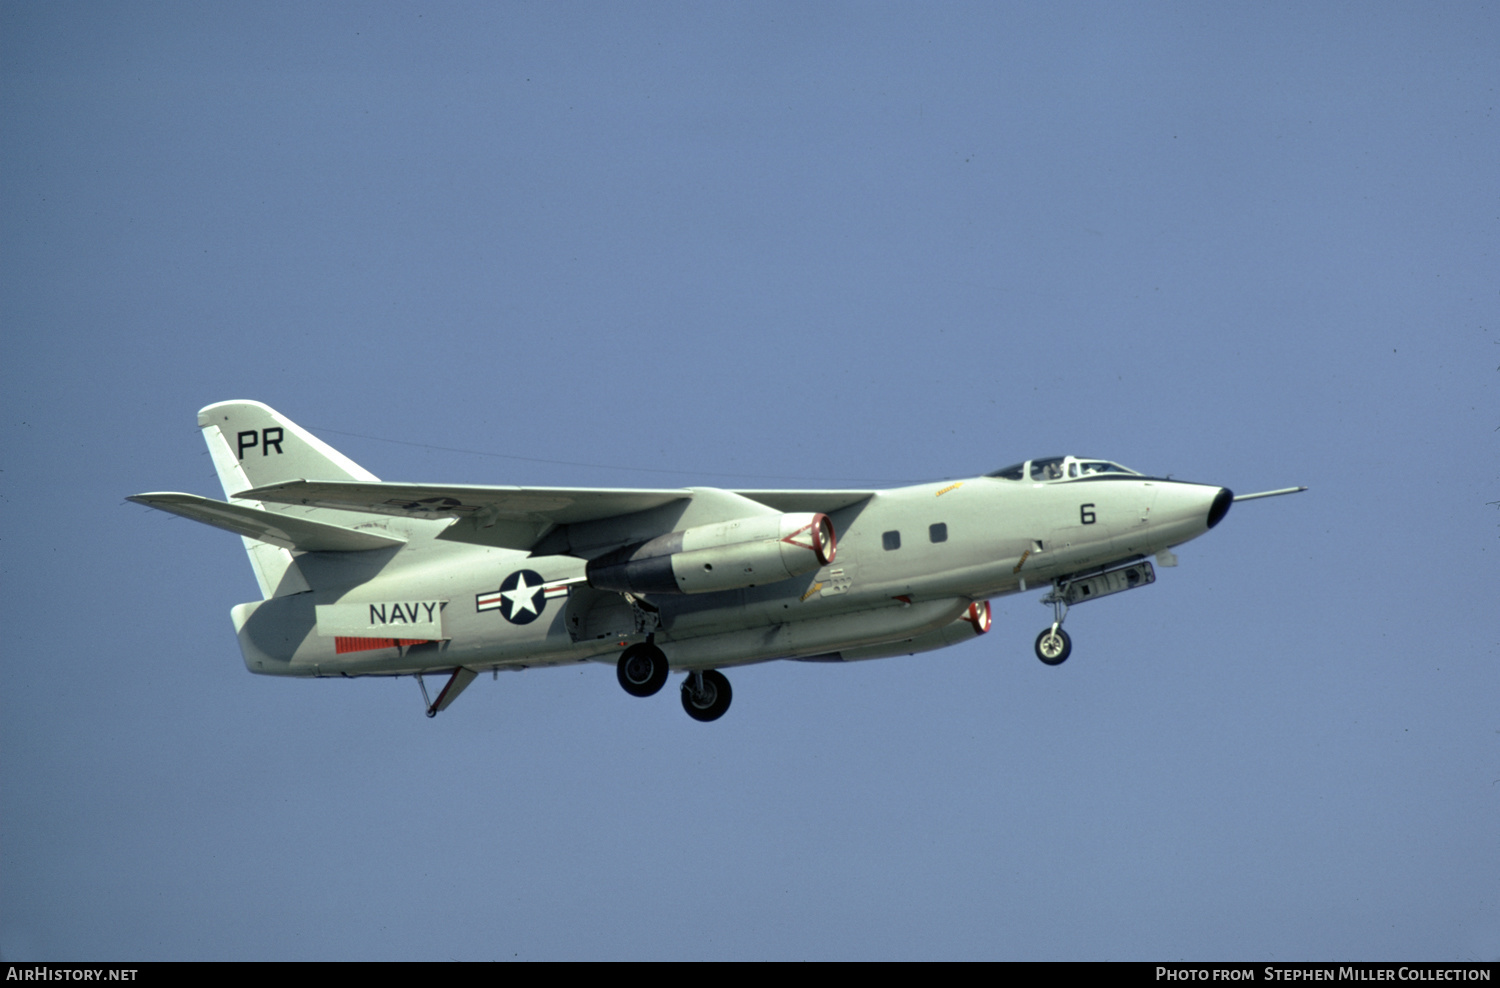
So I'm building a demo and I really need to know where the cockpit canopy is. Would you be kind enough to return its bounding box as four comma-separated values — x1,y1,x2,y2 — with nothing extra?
986,456,1143,482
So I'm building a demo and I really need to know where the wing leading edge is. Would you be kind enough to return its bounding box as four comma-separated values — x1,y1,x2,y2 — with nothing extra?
238,480,876,551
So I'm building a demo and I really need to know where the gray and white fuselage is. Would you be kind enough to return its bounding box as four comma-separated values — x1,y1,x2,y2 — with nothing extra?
133,403,1296,721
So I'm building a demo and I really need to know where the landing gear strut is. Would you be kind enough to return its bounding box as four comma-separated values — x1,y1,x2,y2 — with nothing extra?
617,642,669,697
681,669,732,722
1029,559,1160,665
1035,585,1072,666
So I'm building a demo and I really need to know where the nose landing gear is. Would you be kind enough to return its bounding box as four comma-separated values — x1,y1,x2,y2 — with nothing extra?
1034,625,1072,665
1031,559,1159,665
1035,586,1072,666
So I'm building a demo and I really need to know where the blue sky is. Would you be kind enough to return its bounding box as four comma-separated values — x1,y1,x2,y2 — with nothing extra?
2,2,1496,960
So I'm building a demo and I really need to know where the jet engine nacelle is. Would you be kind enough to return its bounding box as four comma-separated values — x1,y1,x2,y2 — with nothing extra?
827,600,992,662
586,512,836,595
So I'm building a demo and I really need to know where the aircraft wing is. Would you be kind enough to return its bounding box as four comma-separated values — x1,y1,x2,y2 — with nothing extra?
129,492,406,551
239,480,691,524
239,481,878,552
243,481,877,519
240,480,701,552
732,490,876,513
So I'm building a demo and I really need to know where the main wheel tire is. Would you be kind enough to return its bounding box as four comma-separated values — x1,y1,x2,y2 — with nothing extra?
617,643,669,697
1035,627,1072,666
681,669,732,722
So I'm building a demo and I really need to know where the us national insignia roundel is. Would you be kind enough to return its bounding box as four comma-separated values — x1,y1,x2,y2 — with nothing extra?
476,569,547,624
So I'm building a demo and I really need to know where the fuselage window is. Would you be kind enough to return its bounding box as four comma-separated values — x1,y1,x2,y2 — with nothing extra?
929,523,947,543
882,530,901,551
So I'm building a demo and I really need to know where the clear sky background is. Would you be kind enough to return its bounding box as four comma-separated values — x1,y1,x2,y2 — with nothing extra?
2,2,1496,961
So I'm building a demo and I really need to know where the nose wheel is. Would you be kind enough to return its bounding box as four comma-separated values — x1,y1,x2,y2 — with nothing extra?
1035,585,1073,665
1034,626,1072,665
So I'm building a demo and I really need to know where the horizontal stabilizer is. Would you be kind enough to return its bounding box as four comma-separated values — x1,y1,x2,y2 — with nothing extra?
129,493,406,552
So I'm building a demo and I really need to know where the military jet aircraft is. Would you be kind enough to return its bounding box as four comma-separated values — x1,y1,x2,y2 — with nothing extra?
130,401,1304,722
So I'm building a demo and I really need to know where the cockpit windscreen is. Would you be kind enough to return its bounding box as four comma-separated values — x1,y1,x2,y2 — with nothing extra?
985,456,1142,482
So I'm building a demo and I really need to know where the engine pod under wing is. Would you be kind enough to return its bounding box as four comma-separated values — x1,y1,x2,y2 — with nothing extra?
586,513,836,595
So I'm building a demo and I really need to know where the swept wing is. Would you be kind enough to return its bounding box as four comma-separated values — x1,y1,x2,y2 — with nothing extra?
238,480,875,551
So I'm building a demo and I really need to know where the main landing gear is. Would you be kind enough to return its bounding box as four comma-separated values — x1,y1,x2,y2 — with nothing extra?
616,642,669,697
681,670,732,722
616,641,733,722
1034,585,1072,666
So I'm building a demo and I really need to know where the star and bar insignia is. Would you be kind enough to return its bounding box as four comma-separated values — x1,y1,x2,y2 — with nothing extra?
476,570,579,624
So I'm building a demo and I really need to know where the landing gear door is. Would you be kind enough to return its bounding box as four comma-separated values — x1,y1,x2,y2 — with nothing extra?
565,585,637,643
1062,561,1156,606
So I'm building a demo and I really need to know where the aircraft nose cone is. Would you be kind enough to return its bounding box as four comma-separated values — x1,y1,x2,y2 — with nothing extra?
1206,487,1234,529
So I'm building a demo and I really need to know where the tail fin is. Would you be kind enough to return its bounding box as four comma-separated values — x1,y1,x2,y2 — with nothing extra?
197,400,378,496
197,401,379,598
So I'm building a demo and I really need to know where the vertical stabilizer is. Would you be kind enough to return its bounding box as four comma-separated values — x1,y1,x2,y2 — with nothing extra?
197,400,378,494
197,401,379,599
